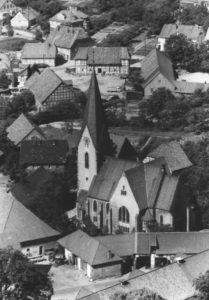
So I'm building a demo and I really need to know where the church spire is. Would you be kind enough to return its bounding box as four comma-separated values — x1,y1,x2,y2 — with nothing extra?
81,71,114,167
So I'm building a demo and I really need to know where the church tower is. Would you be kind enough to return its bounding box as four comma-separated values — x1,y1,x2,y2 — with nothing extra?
77,71,113,191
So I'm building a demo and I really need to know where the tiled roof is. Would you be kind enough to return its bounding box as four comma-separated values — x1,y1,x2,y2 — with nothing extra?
21,42,56,60
141,49,175,87
19,139,69,166
58,230,122,266
11,167,53,207
88,157,138,201
147,141,192,173
0,232,21,250
25,68,62,104
6,113,45,145
74,47,130,65
159,24,204,41
79,71,113,159
0,192,59,244
47,26,88,49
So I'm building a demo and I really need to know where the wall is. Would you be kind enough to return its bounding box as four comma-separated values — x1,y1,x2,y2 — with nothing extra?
157,37,166,51
77,126,97,191
110,174,140,233
57,47,71,60
155,209,173,228
11,12,28,29
144,73,175,96
75,61,129,75
91,262,122,280
22,240,57,258
21,58,55,67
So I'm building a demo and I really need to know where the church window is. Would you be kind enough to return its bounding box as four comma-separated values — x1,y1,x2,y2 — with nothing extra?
93,200,97,212
83,137,90,147
160,215,163,225
85,152,89,169
121,185,127,196
93,216,97,222
119,206,129,223
106,203,109,214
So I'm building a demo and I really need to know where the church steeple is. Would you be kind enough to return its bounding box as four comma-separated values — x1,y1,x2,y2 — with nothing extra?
77,71,114,191
81,71,113,167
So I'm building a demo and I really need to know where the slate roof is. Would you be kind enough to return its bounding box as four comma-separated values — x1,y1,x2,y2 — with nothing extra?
88,157,138,201
79,71,113,159
19,7,39,21
6,113,45,145
159,24,204,42
74,47,130,65
21,42,56,60
141,49,175,87
110,134,138,160
0,192,59,244
20,140,69,166
147,141,192,173
125,157,179,213
58,230,122,266
47,26,88,50
25,68,62,104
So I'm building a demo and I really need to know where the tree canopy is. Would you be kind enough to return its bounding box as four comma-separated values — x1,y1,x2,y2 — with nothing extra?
195,269,209,300
0,247,52,300
111,288,166,300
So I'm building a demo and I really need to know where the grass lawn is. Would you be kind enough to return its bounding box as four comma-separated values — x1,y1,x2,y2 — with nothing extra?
0,37,35,52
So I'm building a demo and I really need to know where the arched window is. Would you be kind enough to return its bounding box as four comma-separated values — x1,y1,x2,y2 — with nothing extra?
106,203,109,214
93,200,97,212
118,206,129,223
85,152,89,169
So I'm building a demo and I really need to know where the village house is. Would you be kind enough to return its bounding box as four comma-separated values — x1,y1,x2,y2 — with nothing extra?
19,139,69,172
0,0,19,20
58,230,122,280
6,113,45,146
76,71,192,233
49,7,89,30
157,23,204,51
180,0,209,10
74,46,130,75
11,7,39,29
0,191,59,259
21,42,57,67
46,25,91,61
24,67,75,111
141,49,209,96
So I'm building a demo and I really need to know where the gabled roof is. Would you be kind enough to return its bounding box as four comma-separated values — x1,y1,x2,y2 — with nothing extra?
88,157,138,201
125,158,179,212
74,47,130,65
0,192,59,244
6,113,45,145
141,49,175,87
20,140,69,166
0,0,16,9
110,134,138,161
25,68,62,104
21,42,56,60
147,141,192,173
15,7,39,21
50,8,88,23
47,26,88,50
79,71,113,159
159,23,204,41
58,230,122,266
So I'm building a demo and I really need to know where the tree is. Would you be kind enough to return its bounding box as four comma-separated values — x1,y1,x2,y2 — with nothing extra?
111,288,166,300
195,270,209,300
0,72,11,89
0,247,53,300
128,70,144,91
35,29,43,41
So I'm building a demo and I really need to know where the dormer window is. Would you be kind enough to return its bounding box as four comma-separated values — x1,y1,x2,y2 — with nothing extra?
121,185,127,196
83,137,90,147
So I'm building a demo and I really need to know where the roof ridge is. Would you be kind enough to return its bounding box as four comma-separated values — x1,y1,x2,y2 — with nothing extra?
3,196,15,233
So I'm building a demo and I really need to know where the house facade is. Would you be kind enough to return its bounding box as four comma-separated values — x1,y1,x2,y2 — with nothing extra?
74,47,130,75
0,0,19,20
76,71,192,233
11,7,38,29
24,68,75,111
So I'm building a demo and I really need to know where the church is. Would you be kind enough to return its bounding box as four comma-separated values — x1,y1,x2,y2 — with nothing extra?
76,71,193,233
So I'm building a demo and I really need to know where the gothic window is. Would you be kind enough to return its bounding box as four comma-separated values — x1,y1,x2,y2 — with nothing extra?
93,200,97,212
106,203,109,214
85,152,89,169
160,215,163,225
118,206,129,223
121,185,127,196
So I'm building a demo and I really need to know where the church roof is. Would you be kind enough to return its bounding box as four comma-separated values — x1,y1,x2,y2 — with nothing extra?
79,71,113,160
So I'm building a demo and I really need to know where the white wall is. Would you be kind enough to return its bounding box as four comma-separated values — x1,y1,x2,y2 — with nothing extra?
77,126,97,191
157,37,166,51
21,58,55,66
110,173,139,232
11,12,28,28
